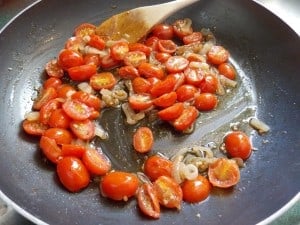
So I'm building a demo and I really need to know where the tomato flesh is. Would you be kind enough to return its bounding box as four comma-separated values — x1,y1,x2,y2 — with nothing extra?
224,131,252,160
137,183,160,219
133,127,154,153
144,155,173,181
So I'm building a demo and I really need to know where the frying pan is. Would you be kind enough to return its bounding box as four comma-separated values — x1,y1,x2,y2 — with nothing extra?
0,0,299,224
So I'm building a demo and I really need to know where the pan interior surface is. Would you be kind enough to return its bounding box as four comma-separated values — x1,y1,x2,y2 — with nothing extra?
0,0,299,225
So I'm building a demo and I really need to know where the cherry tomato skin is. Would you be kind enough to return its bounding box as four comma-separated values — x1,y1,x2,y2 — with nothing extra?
58,49,84,70
128,43,151,56
70,119,95,141
57,156,90,192
138,62,165,80
71,91,101,111
218,63,236,80
224,131,252,160
165,56,189,73
208,158,240,188
155,52,171,63
43,77,62,89
137,183,160,219
45,59,64,78
83,54,101,66
33,87,58,110
154,176,183,209
132,77,151,94
100,171,139,201
67,64,97,81
61,144,86,158
123,51,147,67
184,67,205,87
74,23,96,37
110,41,129,61
90,72,117,90
144,155,173,181
207,45,229,65
198,74,218,93
65,36,85,52
39,136,62,164
100,55,121,69
157,39,177,54
144,36,159,51
22,119,48,136
182,32,203,45
57,84,76,99
172,18,193,39
173,106,199,131
44,128,72,145
194,93,218,111
118,65,140,79
62,99,92,121
88,34,105,50
128,94,153,111
157,102,184,121
150,75,177,97
153,91,177,108
133,127,154,153
151,23,174,40
82,148,111,175
181,175,211,203
39,99,61,125
176,84,198,102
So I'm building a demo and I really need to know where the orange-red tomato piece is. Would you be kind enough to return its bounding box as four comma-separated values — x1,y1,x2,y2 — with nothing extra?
218,62,236,80
207,45,229,65
61,144,86,158
137,183,160,219
224,131,252,160
45,59,64,78
132,77,151,94
44,128,73,145
118,65,140,79
198,74,218,93
123,51,147,67
176,84,198,102
43,77,62,89
182,32,203,45
138,62,165,80
62,99,92,121
33,87,58,110
82,148,111,175
88,34,105,50
71,91,101,111
74,23,96,37
110,41,129,61
70,119,95,141
39,136,63,164
133,127,154,153
144,155,173,181
58,49,84,70
194,93,218,111
90,72,116,90
151,23,174,40
153,91,177,108
67,64,97,81
157,102,184,121
128,94,153,111
173,106,199,131
22,119,48,136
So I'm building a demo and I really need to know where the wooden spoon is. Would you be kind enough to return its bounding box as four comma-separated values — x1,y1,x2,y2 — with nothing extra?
96,0,200,43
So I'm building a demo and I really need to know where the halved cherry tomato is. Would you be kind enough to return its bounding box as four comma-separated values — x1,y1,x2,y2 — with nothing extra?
61,144,86,158
151,23,174,40
70,119,95,140
83,54,101,66
173,18,193,39
184,66,205,87
123,51,147,67
48,108,71,129
128,94,153,111
186,53,205,62
165,56,189,73
39,98,61,125
74,23,96,37
194,93,218,111
100,171,139,201
155,52,171,63
207,45,229,65
44,128,72,145
153,91,177,108
22,119,48,136
82,148,111,175
144,155,173,181
137,183,160,219
128,43,151,56
144,36,159,51
224,131,252,160
62,99,92,121
58,49,84,70
57,156,90,192
90,72,116,90
176,84,198,102
71,91,101,111
157,39,177,54
33,87,58,110
132,77,151,94
157,102,184,121
208,158,240,188
182,32,203,45
154,176,183,209
169,72,186,90
100,55,120,69
218,62,236,80
65,36,85,51
173,106,199,131
57,84,76,99
39,136,62,163
88,34,105,50
110,41,129,61
45,59,64,78
43,77,62,89
198,74,218,93
67,64,97,81
118,65,140,79
150,75,177,97
138,62,165,80
181,175,211,203
133,126,154,153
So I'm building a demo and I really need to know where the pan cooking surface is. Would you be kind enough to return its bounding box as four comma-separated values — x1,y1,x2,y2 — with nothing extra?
0,0,299,224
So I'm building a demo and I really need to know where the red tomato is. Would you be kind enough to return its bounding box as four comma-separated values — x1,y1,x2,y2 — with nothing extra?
90,72,116,90
150,75,177,97
176,84,198,102
157,102,184,121
123,51,147,67
100,171,139,201
186,53,205,62
128,43,151,56
218,63,236,80
153,91,177,108
194,93,218,111
155,52,171,63
48,108,71,129
22,119,48,136
118,65,140,79
144,155,173,181
128,94,153,111
82,148,111,175
224,131,252,160
154,176,183,209
181,175,211,203
74,23,96,37
198,74,218,93
39,99,61,125
88,34,105,50
62,99,92,121
173,106,199,131
144,36,159,51
100,55,120,69
45,59,64,78
43,77,62,89
70,119,95,140
57,84,76,99
138,62,165,80
65,36,85,51
58,49,84,70
67,64,97,81
137,183,160,219
208,158,240,188
110,41,129,61
182,32,203,45
184,66,205,87
33,87,58,110
57,156,90,192
133,127,154,153
169,72,186,90
71,91,101,111
132,77,151,94
44,128,72,145
39,136,62,163
83,54,101,66
151,23,174,40
157,39,177,54
207,45,229,65
61,144,86,158
172,18,193,39
165,56,189,73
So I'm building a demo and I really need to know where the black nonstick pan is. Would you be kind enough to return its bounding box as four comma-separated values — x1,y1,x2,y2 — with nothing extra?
0,0,299,224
